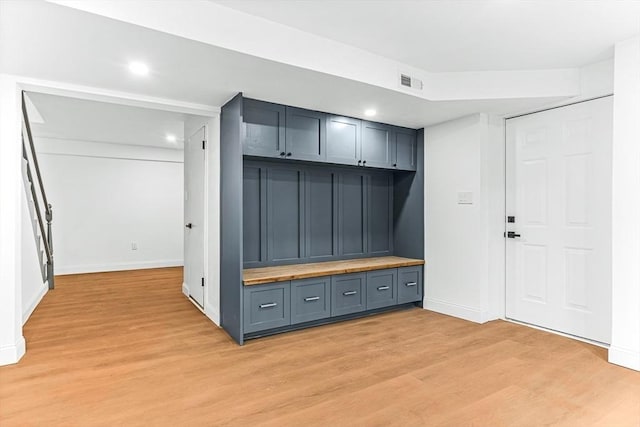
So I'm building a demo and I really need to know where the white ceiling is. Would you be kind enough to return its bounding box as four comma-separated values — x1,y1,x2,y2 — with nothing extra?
213,0,640,72
27,92,187,150
0,1,573,129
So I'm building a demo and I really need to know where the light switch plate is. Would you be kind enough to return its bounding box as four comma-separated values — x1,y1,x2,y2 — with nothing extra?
457,191,473,205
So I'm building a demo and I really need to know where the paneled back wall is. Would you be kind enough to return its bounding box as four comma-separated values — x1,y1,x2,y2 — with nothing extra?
243,160,393,268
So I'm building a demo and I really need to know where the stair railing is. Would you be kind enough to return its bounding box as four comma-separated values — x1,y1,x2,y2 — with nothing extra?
21,91,54,289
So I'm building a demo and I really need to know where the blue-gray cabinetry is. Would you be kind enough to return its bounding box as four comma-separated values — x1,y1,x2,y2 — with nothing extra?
242,98,417,171
331,273,367,316
291,276,331,324
242,263,423,335
366,268,397,310
243,281,291,333
222,93,424,345
397,265,423,304
243,99,286,158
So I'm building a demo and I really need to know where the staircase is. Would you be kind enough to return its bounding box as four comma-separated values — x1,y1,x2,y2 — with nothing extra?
21,91,54,289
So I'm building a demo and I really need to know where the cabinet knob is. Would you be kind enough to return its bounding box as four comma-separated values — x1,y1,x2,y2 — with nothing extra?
358,160,361,165
393,163,397,167
286,152,292,157
362,160,367,165
280,151,286,157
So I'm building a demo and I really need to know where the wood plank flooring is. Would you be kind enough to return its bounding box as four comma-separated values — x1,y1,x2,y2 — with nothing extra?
1,267,638,426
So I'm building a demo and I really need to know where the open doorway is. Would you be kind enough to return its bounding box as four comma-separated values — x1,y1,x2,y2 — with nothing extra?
21,91,210,322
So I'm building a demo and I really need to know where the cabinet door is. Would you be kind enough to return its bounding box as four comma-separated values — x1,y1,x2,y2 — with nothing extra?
285,107,326,162
243,165,266,267
266,167,304,262
243,282,291,333
394,127,417,171
243,99,285,158
368,173,393,256
331,273,366,316
366,268,397,310
397,266,423,304
338,171,367,256
291,277,331,324
305,170,337,260
361,121,394,169
326,115,361,166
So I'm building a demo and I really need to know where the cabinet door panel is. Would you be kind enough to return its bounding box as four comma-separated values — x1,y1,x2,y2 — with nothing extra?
267,167,303,262
291,277,331,324
397,266,423,304
331,273,366,316
326,115,361,166
243,282,291,333
366,269,397,309
368,173,393,256
305,170,337,260
361,121,393,168
394,128,417,171
338,172,367,256
243,165,266,266
285,107,326,162
243,99,285,158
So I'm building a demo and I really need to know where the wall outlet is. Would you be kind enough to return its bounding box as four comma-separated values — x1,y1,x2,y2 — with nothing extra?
131,242,138,251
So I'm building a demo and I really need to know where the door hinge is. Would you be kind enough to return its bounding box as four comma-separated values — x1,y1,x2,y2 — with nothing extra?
201,277,205,287
202,140,206,150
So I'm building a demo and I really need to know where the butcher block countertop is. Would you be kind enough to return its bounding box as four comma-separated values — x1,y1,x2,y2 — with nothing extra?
243,256,425,286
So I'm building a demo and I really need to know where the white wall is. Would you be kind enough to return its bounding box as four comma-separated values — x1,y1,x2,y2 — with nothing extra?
36,138,184,274
424,114,504,323
0,74,26,365
609,36,640,371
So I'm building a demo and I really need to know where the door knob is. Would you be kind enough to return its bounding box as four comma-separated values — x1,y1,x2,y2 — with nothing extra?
506,231,520,238
185,223,193,229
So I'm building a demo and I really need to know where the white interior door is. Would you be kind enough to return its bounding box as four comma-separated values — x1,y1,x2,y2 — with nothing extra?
506,97,613,344
184,126,206,308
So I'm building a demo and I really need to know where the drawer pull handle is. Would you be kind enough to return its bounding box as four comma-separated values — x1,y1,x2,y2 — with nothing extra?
377,286,390,291
304,296,320,302
343,290,357,296
405,282,418,287
259,302,278,309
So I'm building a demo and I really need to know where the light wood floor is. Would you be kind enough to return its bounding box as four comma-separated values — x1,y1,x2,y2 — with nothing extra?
1,268,639,426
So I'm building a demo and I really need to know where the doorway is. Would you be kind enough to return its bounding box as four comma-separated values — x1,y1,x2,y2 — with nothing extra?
184,126,206,308
505,96,613,344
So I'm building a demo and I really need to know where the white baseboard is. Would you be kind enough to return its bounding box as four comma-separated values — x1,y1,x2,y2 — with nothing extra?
182,282,189,297
205,301,221,326
56,259,184,275
0,337,26,366
424,297,491,324
22,281,48,324
609,346,640,371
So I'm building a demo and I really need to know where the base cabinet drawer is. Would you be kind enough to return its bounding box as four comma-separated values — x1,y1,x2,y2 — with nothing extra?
331,273,366,316
397,266,423,304
291,277,331,324
243,282,290,333
366,268,397,309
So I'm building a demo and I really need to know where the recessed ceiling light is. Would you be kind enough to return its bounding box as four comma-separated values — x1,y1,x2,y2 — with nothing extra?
364,109,377,117
166,134,177,143
129,61,150,76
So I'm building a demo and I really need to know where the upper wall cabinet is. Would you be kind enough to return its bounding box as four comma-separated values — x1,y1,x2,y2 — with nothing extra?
326,115,361,166
242,98,418,171
394,127,418,171
285,107,326,162
361,121,394,169
243,99,286,158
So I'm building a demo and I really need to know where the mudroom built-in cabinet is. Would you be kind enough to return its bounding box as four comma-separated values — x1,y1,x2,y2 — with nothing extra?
221,93,425,344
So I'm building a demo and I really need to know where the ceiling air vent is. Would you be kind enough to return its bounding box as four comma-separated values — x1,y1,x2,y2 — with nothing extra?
400,73,423,90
